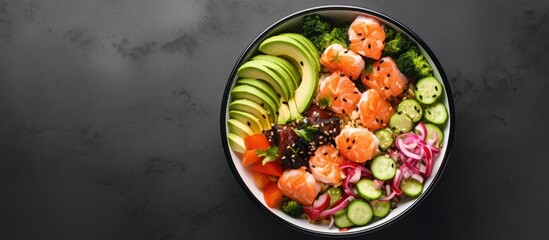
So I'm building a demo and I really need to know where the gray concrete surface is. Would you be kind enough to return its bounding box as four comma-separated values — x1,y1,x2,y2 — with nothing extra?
1,0,548,239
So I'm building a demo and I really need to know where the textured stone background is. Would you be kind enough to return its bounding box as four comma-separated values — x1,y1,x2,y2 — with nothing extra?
1,0,548,239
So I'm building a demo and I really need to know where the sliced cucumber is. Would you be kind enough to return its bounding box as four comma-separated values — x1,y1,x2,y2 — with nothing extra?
425,123,444,147
356,179,382,200
424,102,448,124
371,196,391,218
374,128,394,151
397,99,423,122
346,199,373,226
325,187,343,207
415,76,443,104
402,178,423,198
334,209,355,228
389,111,413,134
371,155,397,181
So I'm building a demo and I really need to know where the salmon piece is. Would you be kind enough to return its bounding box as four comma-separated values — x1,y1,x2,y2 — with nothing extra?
309,145,346,185
361,57,408,99
349,16,386,60
358,89,395,131
277,168,321,206
320,44,365,80
318,71,362,115
335,127,379,163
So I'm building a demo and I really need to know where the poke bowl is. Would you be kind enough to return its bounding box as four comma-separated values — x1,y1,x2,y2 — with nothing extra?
220,5,454,237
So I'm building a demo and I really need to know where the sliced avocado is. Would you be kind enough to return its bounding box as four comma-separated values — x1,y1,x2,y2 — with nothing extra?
288,98,303,121
227,118,254,138
248,59,296,94
229,110,263,133
237,60,291,101
277,33,321,72
252,55,300,91
236,78,279,106
227,133,246,153
231,85,278,122
277,102,291,124
229,99,272,130
260,35,319,113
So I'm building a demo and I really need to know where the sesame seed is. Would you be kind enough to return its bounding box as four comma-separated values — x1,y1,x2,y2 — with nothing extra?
324,152,328,155
344,50,348,54
342,109,346,114
387,73,391,77
368,43,371,49
432,94,437,98
435,86,439,91
377,66,380,71
334,96,338,100
262,114,266,119
366,76,369,80
347,146,352,150
361,37,366,41
319,142,324,145
357,33,362,36
346,138,349,142
380,59,384,64
342,98,347,102
340,73,345,77
281,156,286,159
419,95,423,100
300,61,304,66
247,122,251,126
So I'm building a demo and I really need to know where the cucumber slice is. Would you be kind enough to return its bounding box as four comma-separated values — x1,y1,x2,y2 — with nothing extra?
397,99,423,123
370,196,391,218
425,123,444,147
356,179,382,200
374,128,394,151
415,76,443,104
325,187,343,207
334,209,355,228
389,111,413,134
371,155,397,180
424,102,448,124
346,199,373,226
402,178,423,198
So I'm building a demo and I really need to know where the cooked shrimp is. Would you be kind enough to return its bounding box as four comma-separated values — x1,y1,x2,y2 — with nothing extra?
335,127,379,163
277,168,321,206
361,56,408,99
358,89,395,131
318,71,362,115
309,145,346,185
349,16,386,60
320,43,365,80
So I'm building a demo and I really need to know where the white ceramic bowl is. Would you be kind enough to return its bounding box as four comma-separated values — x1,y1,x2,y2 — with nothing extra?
220,5,454,237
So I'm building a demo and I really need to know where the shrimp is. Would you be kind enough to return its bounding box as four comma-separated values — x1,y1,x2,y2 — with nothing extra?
358,89,395,131
320,44,365,80
335,127,380,163
348,16,386,60
361,56,408,99
277,168,321,206
317,71,362,115
309,145,346,185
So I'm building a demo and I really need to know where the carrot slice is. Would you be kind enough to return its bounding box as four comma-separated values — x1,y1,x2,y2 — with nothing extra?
244,134,271,151
242,149,263,167
252,161,283,177
252,171,271,190
263,182,284,208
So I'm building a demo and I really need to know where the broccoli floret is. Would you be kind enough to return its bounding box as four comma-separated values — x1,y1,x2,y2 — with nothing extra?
302,14,350,54
396,47,433,79
384,26,397,41
280,198,303,217
302,14,332,39
382,32,416,57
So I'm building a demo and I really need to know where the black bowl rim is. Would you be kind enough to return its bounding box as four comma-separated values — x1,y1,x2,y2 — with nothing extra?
220,4,455,237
